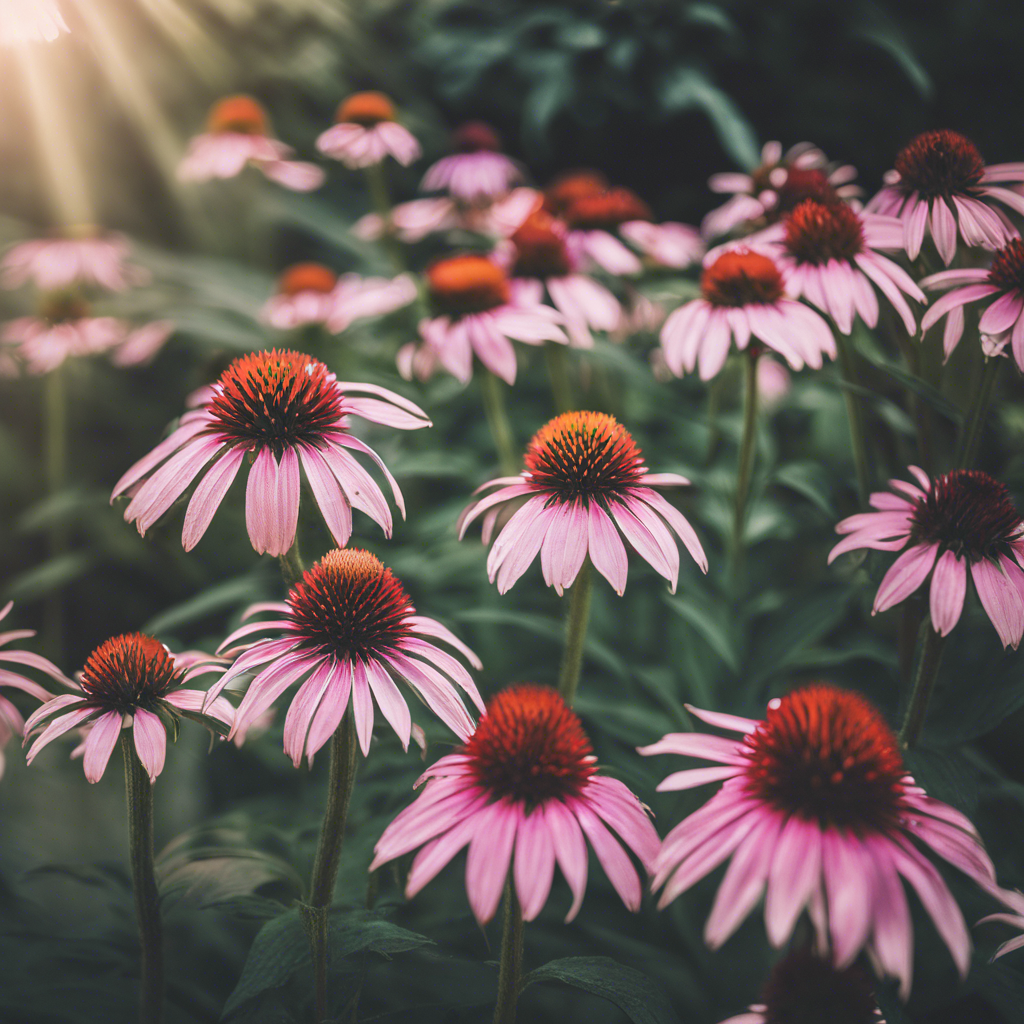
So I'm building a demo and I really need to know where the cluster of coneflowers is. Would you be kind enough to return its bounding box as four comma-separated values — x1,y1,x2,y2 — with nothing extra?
3,49,1024,1024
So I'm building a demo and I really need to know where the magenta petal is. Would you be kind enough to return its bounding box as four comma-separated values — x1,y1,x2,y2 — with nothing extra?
363,658,412,751
83,710,124,784
929,550,967,636
971,557,1024,649
514,809,557,922
765,817,821,947
465,801,519,925
182,447,245,551
872,543,938,613
544,799,589,922
132,709,167,781
574,802,642,912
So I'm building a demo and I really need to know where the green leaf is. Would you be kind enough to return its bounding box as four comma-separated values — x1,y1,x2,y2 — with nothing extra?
664,593,738,671
524,956,681,1024
771,462,835,519
142,570,273,634
5,553,97,600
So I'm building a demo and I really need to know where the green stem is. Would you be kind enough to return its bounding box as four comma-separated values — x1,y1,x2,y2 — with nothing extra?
956,355,1001,469
557,558,593,705
363,163,405,273
834,332,870,507
279,539,305,589
899,619,947,749
480,371,519,477
731,350,760,565
122,735,164,1024
302,713,359,1024
492,882,524,1024
544,342,574,414
44,365,68,663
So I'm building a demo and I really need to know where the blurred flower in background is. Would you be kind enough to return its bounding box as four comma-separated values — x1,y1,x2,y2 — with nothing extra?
0,0,68,46
317,91,420,169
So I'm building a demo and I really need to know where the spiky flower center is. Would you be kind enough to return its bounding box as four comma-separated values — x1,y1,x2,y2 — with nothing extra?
524,411,644,505
207,95,268,136
465,684,596,807
701,250,785,307
454,121,501,153
288,549,412,661
894,130,985,200
543,171,608,217
80,634,179,713
206,349,344,455
337,91,396,126
784,199,864,265
278,263,338,296
563,188,652,231
761,950,878,1024
38,291,89,324
427,255,510,315
909,469,1023,561
771,167,840,219
988,239,1024,293
743,684,906,832
511,212,573,278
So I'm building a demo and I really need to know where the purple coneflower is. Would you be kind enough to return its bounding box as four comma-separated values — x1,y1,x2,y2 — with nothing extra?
316,92,421,169
2,229,147,292
421,121,522,201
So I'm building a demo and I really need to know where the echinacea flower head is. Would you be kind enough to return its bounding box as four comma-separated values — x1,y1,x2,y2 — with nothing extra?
618,220,705,270
206,548,483,760
830,467,1024,648
640,684,998,997
178,95,324,192
24,633,233,783
111,349,430,557
659,249,836,380
418,254,565,384
458,411,707,594
316,91,421,169
0,0,67,45
718,950,884,1024
562,187,652,275
505,211,622,348
980,886,1024,960
761,199,925,335
867,130,1024,265
921,239,1024,367
421,121,521,201
542,170,609,218
262,263,339,329
370,684,660,926
2,229,147,293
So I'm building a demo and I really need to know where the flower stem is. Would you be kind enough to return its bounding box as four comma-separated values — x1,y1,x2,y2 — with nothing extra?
302,712,359,1024
121,734,164,1024
492,881,524,1024
899,618,946,749
480,371,519,477
44,364,68,663
544,342,574,414
834,331,870,507
279,539,305,589
363,163,405,273
956,355,1001,469
731,349,760,569
558,558,593,705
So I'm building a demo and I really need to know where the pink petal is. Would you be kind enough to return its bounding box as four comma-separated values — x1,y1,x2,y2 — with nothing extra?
514,809,557,921
971,558,1024,649
465,801,519,925
872,543,939,614
544,799,589,921
929,551,967,636
83,711,124,783
132,708,167,781
182,447,246,551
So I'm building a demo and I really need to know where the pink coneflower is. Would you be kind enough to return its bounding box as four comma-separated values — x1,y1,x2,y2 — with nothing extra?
111,349,430,556
421,121,522,201
0,0,68,45
718,950,884,1024
2,230,147,293
542,170,609,218
503,210,622,348
920,239,1024,366
317,91,421,169
867,130,1024,265
326,272,417,333
418,254,565,385
640,684,998,997
0,601,70,780
371,684,659,925
619,220,705,270
178,95,325,192
262,263,339,329
562,188,652,275
110,320,175,368
24,634,233,783
830,467,1024,648
459,411,707,594
981,887,1024,960
205,548,483,757
703,141,860,239
660,249,836,380
760,199,925,335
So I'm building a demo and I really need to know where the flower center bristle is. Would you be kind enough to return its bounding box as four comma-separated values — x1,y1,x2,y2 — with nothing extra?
288,549,412,660
988,239,1024,293
207,95,269,136
427,255,510,315
454,121,501,153
465,684,596,807
771,167,840,219
744,684,906,832
39,291,89,324
511,212,573,278
894,130,985,199
524,411,644,505
563,188,652,231
337,91,396,126
278,263,338,296
761,950,878,1024
909,469,1023,561
80,633,179,713
784,199,864,264
543,171,608,217
206,349,344,455
701,250,785,307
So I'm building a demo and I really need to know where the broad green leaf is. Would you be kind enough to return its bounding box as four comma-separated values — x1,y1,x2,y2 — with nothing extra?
664,593,738,671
